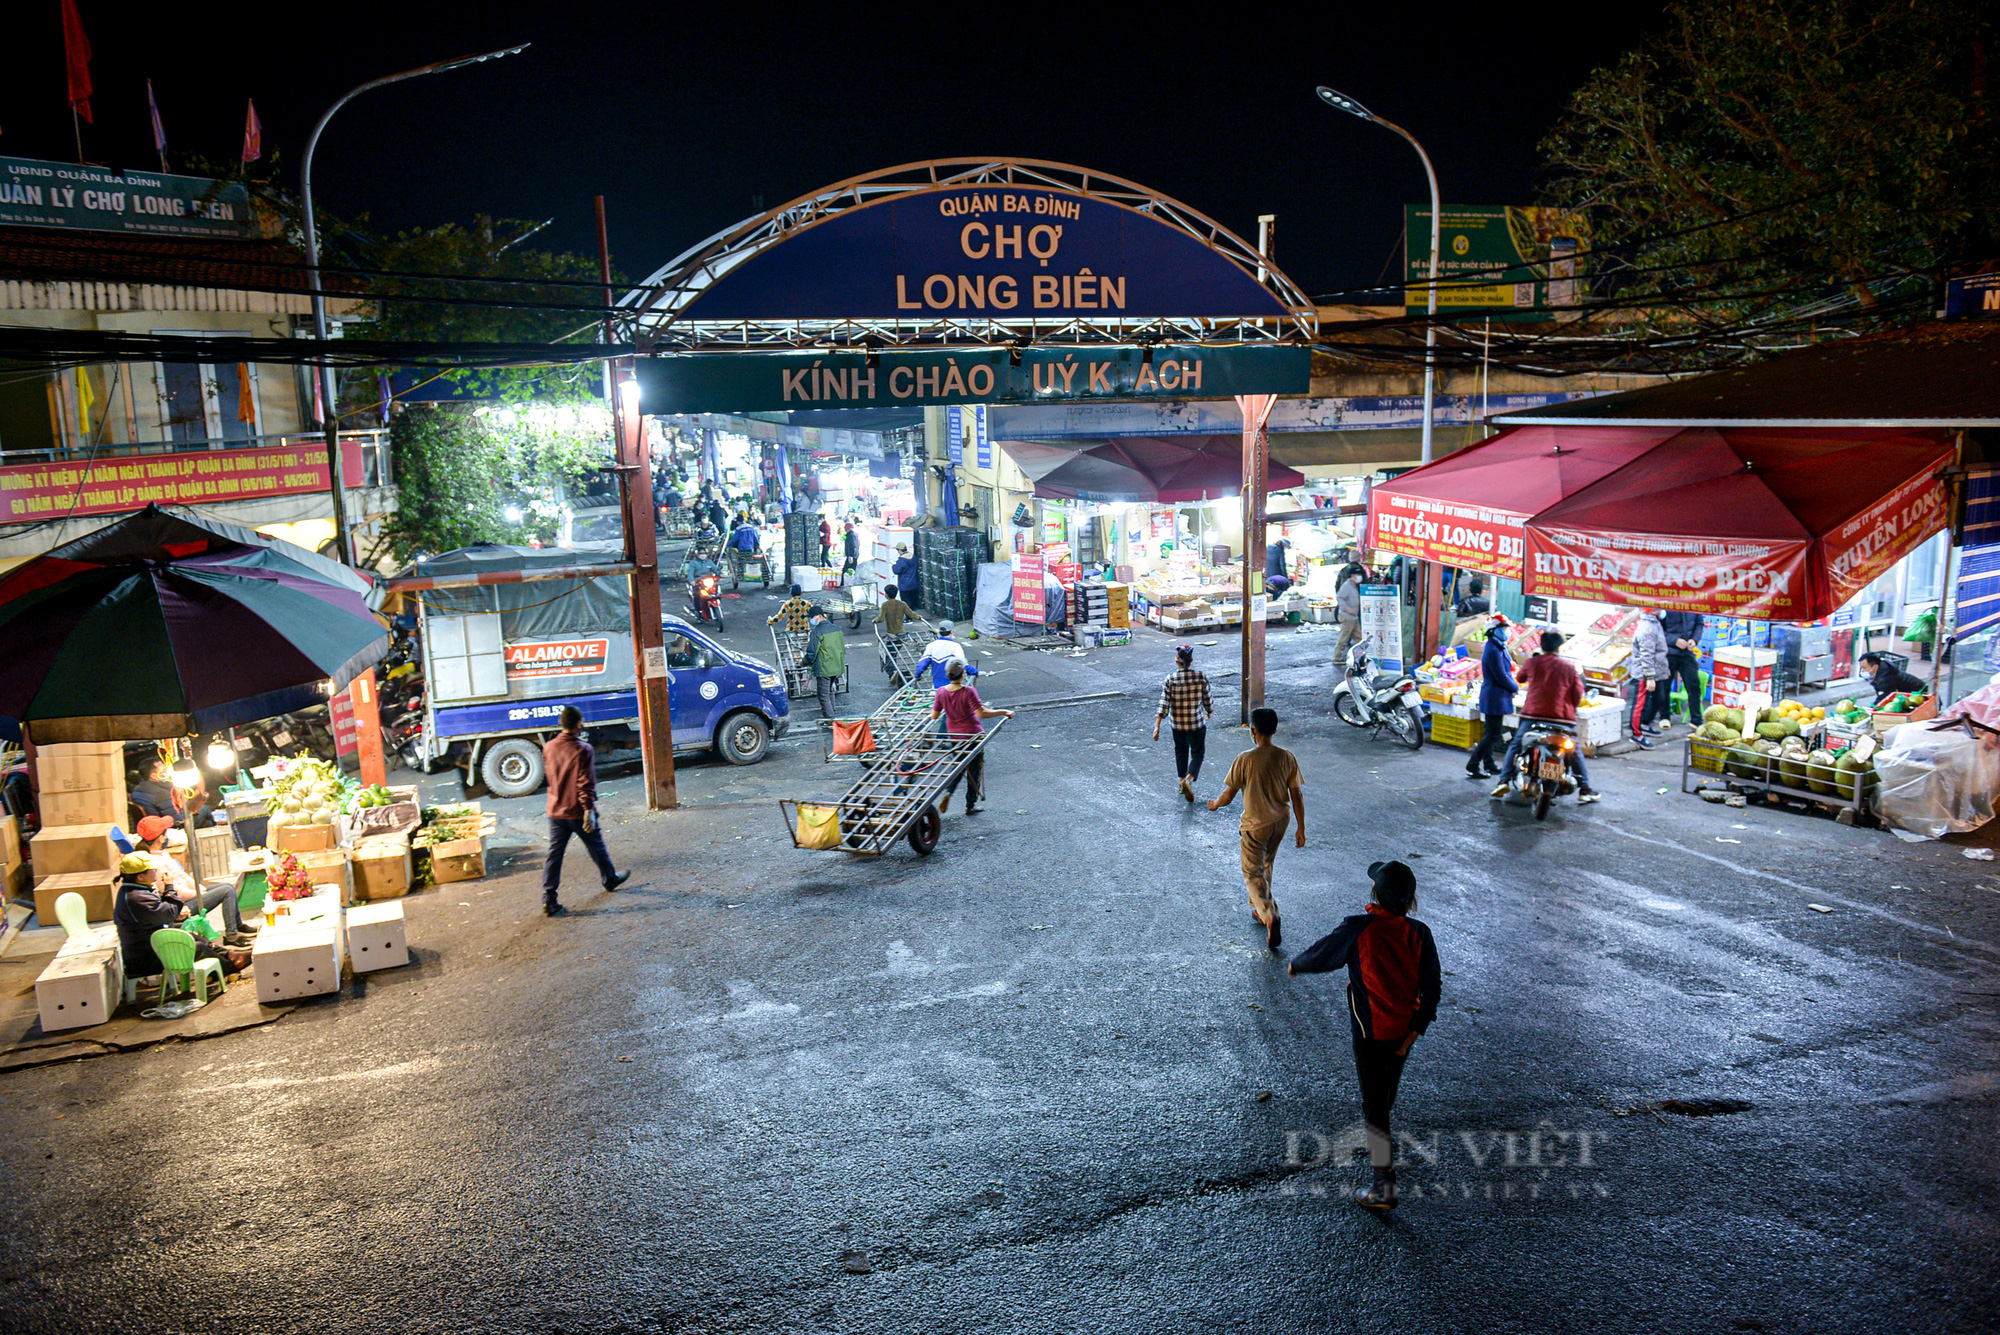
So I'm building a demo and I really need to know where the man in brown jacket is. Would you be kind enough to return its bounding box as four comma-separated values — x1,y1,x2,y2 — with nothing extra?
540,706,630,917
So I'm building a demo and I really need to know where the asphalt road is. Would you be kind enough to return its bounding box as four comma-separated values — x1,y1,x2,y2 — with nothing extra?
2,612,1995,1334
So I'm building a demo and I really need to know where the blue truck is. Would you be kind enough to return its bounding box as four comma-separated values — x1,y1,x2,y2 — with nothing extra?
405,546,789,798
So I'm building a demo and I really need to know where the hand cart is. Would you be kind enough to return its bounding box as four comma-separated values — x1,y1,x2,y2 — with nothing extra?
817,673,937,762
781,718,1007,856
877,621,937,683
658,537,695,581
730,548,772,590
813,591,867,629
771,626,849,702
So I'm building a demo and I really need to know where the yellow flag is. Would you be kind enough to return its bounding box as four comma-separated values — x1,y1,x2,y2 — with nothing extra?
75,367,94,438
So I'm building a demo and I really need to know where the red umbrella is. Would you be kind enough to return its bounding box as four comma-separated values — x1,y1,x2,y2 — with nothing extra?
1364,425,1666,579
1524,427,1953,619
1001,435,1304,503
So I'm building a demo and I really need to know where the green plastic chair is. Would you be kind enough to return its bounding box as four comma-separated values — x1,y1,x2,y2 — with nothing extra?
149,927,225,1007
236,872,269,921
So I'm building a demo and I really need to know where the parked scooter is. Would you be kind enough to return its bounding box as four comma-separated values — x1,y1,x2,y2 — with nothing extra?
1330,636,1425,750
1496,717,1580,820
687,571,725,632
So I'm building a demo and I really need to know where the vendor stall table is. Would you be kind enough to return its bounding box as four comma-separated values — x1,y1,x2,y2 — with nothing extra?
1680,737,1870,825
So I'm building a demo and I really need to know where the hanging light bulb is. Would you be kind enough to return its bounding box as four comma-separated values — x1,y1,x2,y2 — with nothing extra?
205,737,235,771
171,756,202,790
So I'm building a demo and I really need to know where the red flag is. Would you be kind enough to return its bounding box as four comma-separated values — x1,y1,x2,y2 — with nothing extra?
241,99,262,164
61,0,93,123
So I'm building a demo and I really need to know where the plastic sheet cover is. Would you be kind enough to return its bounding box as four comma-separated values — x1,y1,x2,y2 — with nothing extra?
1873,718,2000,839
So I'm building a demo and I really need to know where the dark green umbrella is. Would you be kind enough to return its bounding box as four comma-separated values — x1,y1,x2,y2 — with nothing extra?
0,505,388,743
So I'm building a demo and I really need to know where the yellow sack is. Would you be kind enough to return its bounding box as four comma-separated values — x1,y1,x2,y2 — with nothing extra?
795,802,841,850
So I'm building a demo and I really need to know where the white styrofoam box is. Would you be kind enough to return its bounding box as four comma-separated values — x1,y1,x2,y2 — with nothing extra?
253,926,342,1003
1576,700,1624,748
56,922,120,958
789,565,824,592
37,946,123,1032
345,901,409,973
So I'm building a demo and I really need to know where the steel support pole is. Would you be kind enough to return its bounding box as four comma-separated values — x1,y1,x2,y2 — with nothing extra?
599,198,676,811
1237,394,1277,723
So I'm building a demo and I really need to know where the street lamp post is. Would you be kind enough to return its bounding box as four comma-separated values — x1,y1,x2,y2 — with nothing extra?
1316,86,1441,466
301,44,529,564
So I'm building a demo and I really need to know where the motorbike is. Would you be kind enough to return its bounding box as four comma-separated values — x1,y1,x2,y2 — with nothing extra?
1498,717,1580,820
1330,636,1425,750
687,571,725,632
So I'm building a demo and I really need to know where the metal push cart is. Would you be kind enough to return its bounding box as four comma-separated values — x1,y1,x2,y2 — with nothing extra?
878,619,938,683
771,626,850,703
781,718,1008,856
813,590,867,628
729,547,772,590
816,673,938,762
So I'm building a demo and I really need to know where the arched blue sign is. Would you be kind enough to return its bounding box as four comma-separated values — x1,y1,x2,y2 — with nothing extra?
674,184,1287,322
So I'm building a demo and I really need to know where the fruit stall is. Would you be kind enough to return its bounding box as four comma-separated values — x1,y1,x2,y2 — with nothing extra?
1679,695,1904,823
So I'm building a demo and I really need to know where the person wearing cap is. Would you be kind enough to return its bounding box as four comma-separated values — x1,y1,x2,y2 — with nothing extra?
914,623,976,691
1492,629,1599,804
840,520,862,581
892,543,919,609
1466,615,1518,780
134,816,254,946
1208,706,1305,950
1152,643,1215,802
112,852,250,983
805,606,847,716
1288,859,1442,1211
769,583,814,635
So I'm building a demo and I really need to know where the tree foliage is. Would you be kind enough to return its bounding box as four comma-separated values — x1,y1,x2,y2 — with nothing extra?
1537,0,1996,341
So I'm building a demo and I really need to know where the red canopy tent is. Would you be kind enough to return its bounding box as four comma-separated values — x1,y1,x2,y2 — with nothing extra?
1000,435,1304,503
1364,426,1669,579
1365,424,1954,620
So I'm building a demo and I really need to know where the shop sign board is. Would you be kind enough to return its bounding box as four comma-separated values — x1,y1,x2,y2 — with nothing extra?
504,638,611,681
1945,274,2000,319
1366,492,1529,578
634,345,1310,414
676,184,1287,322
1821,465,1949,610
947,404,990,466
1358,583,1404,672
0,440,363,522
0,154,262,239
1013,552,1047,626
1524,528,1815,619
1405,206,1585,317
329,692,358,759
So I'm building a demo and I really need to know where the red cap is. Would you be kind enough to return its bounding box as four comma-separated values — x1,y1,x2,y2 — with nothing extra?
136,815,173,842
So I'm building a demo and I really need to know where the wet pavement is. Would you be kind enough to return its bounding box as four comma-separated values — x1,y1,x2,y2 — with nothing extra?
2,595,1996,1334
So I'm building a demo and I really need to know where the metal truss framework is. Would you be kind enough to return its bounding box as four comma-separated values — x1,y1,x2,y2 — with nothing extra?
623,159,1320,352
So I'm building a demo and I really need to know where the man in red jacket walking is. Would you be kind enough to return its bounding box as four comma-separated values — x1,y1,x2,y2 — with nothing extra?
540,706,630,917
1288,860,1441,1211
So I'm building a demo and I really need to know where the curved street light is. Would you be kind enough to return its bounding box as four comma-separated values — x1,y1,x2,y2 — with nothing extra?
1316,85,1442,465
301,44,531,563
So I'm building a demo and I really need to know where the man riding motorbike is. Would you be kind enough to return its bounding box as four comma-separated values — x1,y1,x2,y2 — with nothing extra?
1491,628,1600,805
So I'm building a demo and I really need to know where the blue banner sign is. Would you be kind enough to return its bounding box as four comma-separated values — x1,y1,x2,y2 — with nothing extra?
677,186,1287,322
637,344,1310,414
1945,274,2000,319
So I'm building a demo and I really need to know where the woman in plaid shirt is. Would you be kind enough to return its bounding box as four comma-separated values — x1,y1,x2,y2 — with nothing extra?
1152,643,1215,802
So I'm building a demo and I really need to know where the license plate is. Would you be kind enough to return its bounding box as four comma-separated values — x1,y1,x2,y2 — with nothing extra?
1538,759,1566,780
1401,690,1423,709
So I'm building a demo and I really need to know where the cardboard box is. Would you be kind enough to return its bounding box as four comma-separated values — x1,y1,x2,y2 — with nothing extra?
293,849,352,903
1,813,20,876
430,844,486,884
272,822,338,853
33,869,117,924
30,823,119,882
253,926,342,1003
351,838,412,902
345,900,409,972
35,743,125,793
36,946,123,1032
37,787,127,828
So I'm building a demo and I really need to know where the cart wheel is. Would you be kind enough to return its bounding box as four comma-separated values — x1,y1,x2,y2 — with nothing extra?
907,803,941,854
850,609,863,629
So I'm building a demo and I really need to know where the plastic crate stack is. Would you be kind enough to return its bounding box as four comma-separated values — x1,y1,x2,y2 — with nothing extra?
1074,573,1110,625
916,526,981,622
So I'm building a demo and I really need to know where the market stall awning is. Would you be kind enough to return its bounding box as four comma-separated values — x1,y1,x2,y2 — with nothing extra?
1364,425,1669,578
998,435,1304,503
1523,427,1953,619
1365,423,1956,619
0,504,389,743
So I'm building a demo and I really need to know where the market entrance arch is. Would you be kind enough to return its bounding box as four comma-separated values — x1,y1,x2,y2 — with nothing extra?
622,160,1321,716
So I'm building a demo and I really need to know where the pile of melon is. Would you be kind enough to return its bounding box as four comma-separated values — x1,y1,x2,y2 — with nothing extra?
264,756,355,830
1699,701,1872,800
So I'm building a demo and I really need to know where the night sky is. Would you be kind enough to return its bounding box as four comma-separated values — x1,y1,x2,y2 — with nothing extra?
7,2,1665,298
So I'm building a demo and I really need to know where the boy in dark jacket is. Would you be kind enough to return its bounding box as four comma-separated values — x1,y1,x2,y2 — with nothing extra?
1289,860,1442,1210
